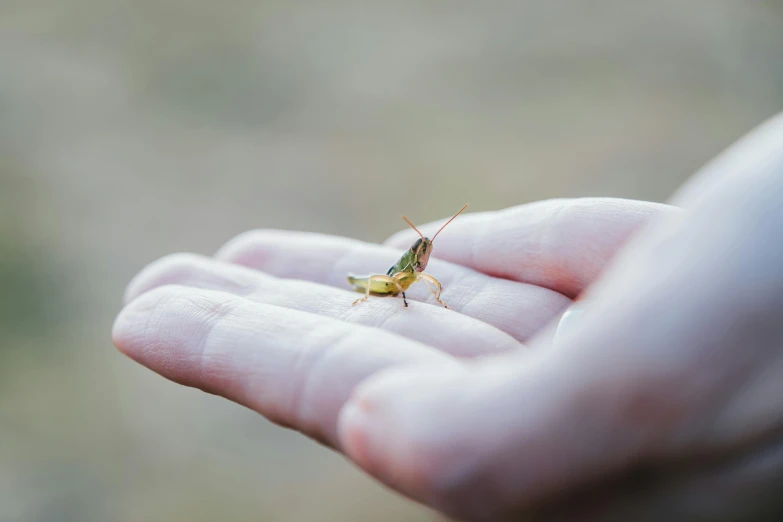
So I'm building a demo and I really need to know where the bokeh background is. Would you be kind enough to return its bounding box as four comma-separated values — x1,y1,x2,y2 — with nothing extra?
1,1,782,521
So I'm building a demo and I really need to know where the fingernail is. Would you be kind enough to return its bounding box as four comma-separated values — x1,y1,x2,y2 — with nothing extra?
554,302,586,343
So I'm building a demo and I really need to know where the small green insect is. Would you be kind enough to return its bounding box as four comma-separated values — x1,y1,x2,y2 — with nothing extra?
347,204,468,308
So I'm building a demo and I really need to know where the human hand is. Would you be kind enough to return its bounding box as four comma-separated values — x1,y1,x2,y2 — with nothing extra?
113,112,783,521
113,197,664,442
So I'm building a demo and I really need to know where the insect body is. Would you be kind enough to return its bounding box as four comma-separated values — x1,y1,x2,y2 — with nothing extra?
347,204,468,308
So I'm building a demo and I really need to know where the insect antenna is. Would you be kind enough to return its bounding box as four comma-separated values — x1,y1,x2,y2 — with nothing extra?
432,204,469,241
401,216,424,239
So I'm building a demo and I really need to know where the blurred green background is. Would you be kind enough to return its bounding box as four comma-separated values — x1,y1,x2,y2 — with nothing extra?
1,1,782,521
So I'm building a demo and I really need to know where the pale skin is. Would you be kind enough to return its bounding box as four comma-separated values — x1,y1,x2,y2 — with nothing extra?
114,112,783,521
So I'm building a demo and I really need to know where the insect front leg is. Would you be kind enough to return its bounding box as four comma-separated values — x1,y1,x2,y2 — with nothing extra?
392,272,417,308
418,273,449,309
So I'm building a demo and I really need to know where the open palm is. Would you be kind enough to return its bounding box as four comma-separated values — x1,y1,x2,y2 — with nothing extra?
113,198,667,490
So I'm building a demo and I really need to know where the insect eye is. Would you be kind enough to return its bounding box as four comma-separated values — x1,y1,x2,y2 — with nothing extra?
412,238,423,250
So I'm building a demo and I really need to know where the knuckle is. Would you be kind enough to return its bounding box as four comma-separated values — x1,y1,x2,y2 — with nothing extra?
126,253,205,302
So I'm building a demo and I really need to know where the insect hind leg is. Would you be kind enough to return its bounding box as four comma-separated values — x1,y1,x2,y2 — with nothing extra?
351,277,373,306
418,273,449,309
352,275,404,307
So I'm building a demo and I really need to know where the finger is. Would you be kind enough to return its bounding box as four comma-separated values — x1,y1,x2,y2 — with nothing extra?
337,351,623,521
385,198,675,298
214,231,572,343
124,253,523,357
113,285,457,448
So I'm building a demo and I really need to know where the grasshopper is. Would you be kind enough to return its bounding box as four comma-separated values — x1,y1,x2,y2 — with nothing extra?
347,204,468,308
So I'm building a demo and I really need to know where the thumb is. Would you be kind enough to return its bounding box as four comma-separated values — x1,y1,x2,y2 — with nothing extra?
336,344,643,521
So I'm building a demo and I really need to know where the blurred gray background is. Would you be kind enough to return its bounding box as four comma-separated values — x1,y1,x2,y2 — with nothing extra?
1,1,782,521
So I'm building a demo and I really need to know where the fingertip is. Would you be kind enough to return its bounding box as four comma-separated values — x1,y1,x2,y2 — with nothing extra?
122,259,160,305
111,304,131,355
113,284,203,362
111,285,246,392
123,253,206,305
213,229,259,261
214,229,291,264
122,275,143,305
337,399,374,468
112,287,163,358
338,365,475,504
338,370,401,470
